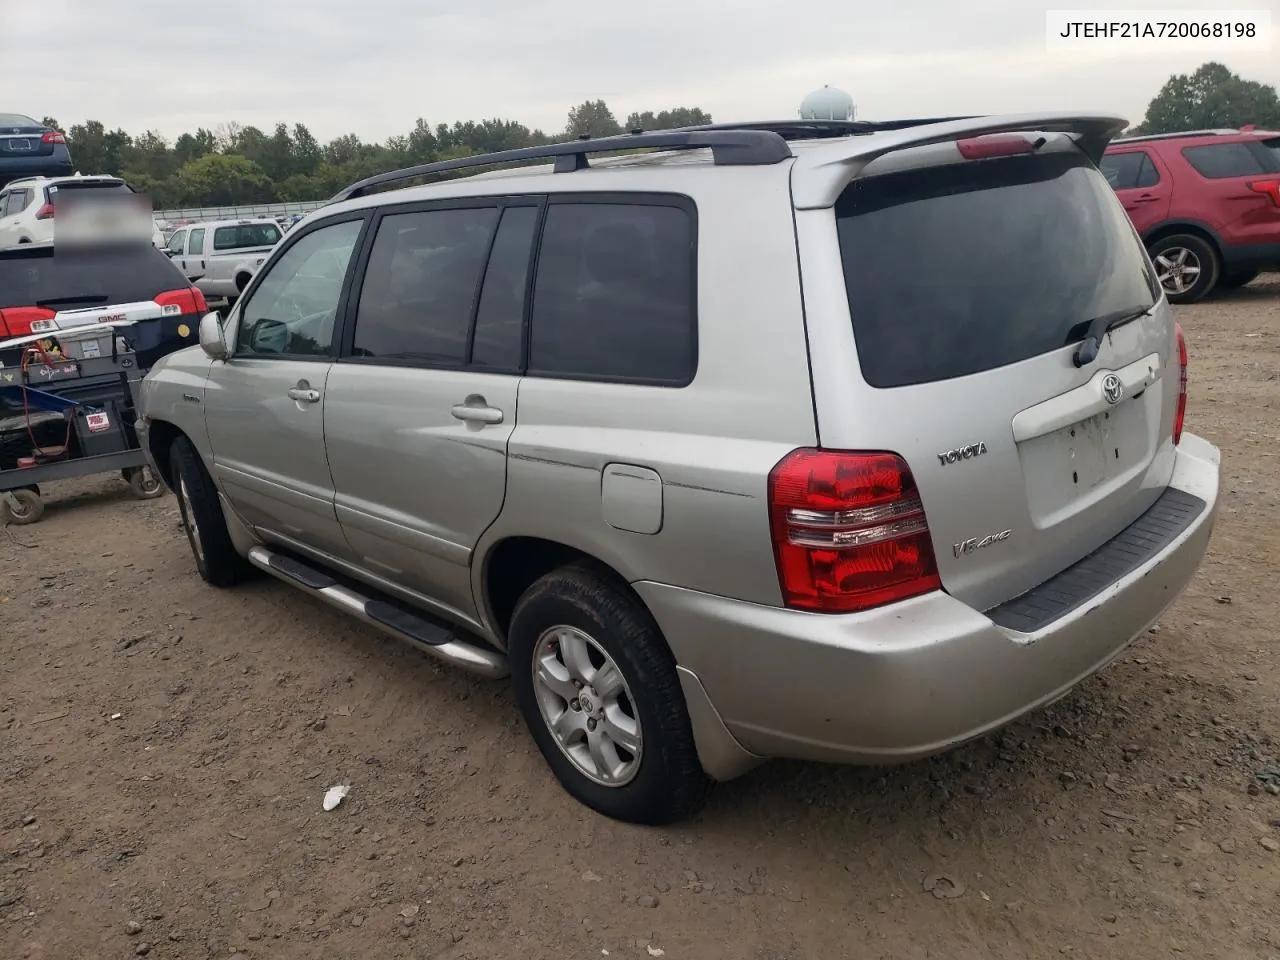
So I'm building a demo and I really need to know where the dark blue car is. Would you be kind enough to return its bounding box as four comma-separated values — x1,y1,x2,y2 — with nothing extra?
0,113,74,187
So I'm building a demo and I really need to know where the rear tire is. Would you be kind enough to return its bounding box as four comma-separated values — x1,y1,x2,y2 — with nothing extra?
1149,234,1220,304
508,562,712,825
1218,268,1259,290
168,436,253,587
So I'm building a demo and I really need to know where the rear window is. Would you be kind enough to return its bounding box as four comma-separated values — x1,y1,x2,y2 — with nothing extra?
213,223,281,251
1181,142,1266,179
0,113,39,127
835,151,1157,388
0,246,187,309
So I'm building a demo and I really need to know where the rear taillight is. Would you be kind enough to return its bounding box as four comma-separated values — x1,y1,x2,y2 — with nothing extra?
767,449,941,613
154,287,207,316
1248,179,1280,208
956,134,1038,160
0,306,57,338
41,131,66,145
34,203,54,220
1173,323,1188,446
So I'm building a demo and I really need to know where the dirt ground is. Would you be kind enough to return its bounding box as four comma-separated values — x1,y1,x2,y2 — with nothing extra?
2,277,1279,960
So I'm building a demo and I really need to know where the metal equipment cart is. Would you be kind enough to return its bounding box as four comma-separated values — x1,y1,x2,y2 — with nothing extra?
0,326,164,526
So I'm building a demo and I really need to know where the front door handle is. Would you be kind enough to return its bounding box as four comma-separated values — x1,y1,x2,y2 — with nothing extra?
287,387,321,403
451,397,504,424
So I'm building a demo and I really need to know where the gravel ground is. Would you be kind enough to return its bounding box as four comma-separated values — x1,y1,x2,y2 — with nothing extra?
2,275,1279,960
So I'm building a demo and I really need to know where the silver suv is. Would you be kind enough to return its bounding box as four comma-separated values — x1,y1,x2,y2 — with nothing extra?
135,113,1222,824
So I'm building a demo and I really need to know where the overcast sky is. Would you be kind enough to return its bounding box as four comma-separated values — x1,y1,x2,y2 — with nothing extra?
5,0,1278,142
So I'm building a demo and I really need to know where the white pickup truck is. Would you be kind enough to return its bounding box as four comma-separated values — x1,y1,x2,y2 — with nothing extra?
163,218,282,302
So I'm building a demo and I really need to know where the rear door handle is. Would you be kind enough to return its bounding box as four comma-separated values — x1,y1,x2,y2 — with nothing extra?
451,400,504,424
287,387,321,403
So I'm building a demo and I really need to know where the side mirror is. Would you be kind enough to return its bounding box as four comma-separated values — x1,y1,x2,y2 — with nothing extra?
247,317,288,354
198,311,229,361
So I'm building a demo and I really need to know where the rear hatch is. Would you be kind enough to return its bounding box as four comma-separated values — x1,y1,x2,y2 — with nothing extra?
0,114,56,158
0,244,204,369
811,133,1177,613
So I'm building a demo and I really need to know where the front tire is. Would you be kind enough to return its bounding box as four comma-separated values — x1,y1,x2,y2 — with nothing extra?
1149,234,1220,304
168,437,252,587
2,488,43,525
508,563,711,825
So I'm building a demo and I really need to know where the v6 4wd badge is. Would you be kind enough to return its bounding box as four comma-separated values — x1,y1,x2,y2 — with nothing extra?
953,528,1012,559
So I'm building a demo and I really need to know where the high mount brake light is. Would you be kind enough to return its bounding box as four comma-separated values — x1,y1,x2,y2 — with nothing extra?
1173,323,1188,446
956,134,1038,160
767,449,941,613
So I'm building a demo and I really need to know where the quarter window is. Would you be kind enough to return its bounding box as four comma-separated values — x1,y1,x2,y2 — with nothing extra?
351,206,500,363
528,200,695,384
1182,142,1266,179
236,218,362,357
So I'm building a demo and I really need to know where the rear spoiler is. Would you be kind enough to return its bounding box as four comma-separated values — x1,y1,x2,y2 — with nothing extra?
790,112,1128,209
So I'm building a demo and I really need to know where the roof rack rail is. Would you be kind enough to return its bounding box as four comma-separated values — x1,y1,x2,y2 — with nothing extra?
331,128,793,203
684,117,980,140
1110,128,1239,144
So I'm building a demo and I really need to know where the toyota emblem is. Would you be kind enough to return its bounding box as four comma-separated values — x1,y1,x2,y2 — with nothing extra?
1102,373,1124,405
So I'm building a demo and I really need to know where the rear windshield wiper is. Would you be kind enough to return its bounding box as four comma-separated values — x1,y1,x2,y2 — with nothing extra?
1072,304,1153,368
34,295,109,309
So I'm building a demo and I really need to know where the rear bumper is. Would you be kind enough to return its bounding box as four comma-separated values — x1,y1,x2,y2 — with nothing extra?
1220,242,1280,272
636,432,1221,773
0,158,73,182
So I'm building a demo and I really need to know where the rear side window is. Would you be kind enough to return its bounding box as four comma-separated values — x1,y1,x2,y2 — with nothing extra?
0,246,188,309
529,199,695,384
835,152,1158,389
1181,142,1266,179
352,206,500,362
471,205,538,369
213,222,281,251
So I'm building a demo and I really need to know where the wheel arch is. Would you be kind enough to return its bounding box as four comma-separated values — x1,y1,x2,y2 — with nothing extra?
1141,219,1225,255
145,418,186,489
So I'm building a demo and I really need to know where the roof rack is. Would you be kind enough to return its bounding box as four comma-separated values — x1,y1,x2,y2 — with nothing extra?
1110,128,1240,144
684,117,980,140
331,128,793,202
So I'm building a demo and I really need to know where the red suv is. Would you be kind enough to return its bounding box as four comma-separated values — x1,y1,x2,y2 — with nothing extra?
1101,128,1280,303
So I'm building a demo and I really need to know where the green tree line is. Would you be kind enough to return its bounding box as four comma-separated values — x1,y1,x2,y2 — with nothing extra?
38,101,712,209
1127,62,1279,135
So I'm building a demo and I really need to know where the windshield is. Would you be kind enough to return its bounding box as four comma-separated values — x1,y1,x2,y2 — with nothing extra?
834,151,1159,388
213,223,281,251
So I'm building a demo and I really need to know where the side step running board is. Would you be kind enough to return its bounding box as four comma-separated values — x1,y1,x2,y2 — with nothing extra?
247,545,508,679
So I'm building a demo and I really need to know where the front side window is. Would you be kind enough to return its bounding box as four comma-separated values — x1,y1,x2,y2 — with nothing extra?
351,206,500,363
528,200,696,384
1099,152,1144,190
236,219,362,358
167,229,186,255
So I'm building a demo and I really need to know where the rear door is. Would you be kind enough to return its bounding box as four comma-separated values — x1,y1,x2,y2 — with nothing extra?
322,198,536,622
797,135,1175,613
203,214,367,562
1100,148,1171,235
1178,138,1280,247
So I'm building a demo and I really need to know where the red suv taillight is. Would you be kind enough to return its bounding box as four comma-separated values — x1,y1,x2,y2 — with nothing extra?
154,287,208,316
0,306,57,338
41,131,66,145
1249,179,1280,208
34,203,54,220
767,449,941,613
1173,323,1188,445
